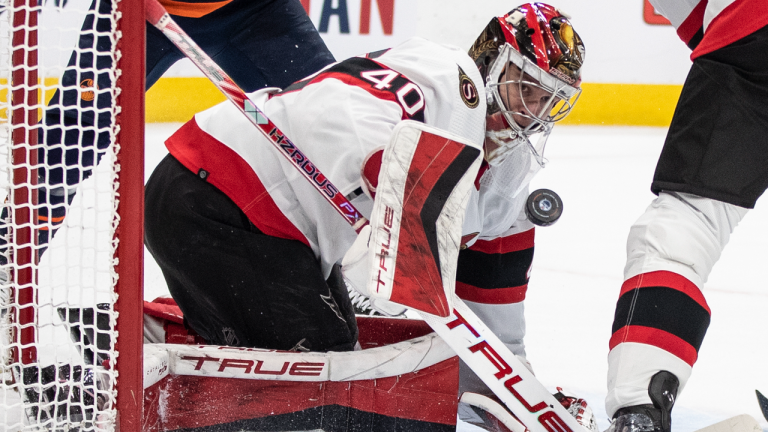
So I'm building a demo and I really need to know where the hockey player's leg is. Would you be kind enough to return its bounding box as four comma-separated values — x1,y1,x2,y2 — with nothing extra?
145,154,358,352
211,0,335,91
163,0,335,93
56,305,112,367
606,25,768,431
606,192,748,432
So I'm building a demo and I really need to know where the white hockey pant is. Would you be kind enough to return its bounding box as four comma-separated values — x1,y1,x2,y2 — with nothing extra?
606,191,748,417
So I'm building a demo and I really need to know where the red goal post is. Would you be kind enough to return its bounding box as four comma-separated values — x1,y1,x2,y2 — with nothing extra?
0,0,144,430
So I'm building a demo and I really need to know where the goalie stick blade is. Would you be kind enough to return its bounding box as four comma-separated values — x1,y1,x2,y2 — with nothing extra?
693,414,761,432
757,390,768,422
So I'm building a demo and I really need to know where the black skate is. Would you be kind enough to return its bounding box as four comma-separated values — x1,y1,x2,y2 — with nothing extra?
608,371,679,432
20,363,109,431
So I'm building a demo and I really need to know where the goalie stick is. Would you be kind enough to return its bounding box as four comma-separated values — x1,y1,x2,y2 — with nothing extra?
144,1,586,431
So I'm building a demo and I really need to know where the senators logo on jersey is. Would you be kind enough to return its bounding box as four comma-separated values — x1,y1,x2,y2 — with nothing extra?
459,67,479,109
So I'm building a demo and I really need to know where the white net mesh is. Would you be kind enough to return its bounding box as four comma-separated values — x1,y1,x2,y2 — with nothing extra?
0,0,123,430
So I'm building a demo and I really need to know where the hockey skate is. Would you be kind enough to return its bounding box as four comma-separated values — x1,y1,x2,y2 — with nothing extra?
14,305,113,430
57,304,113,367
19,363,110,431
606,371,679,432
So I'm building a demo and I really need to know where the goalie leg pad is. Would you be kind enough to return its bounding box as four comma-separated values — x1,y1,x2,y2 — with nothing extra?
367,121,482,317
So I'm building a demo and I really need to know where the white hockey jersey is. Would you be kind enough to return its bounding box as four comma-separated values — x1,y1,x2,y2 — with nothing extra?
165,38,534,278
649,0,768,57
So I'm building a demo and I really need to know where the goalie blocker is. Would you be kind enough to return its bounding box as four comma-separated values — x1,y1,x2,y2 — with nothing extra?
342,121,482,317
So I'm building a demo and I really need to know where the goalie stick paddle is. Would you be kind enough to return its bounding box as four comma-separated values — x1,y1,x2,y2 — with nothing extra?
144,0,367,234
144,1,586,431
757,390,768,422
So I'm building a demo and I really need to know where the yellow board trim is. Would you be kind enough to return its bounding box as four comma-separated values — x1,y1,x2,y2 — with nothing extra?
0,78,685,127
146,77,227,123
560,83,683,127
146,79,684,127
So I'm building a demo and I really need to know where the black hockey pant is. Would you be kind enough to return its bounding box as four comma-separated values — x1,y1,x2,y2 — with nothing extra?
144,154,358,352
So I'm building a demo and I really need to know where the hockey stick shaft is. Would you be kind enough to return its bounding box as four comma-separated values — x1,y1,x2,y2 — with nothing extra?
144,0,368,233
145,2,582,431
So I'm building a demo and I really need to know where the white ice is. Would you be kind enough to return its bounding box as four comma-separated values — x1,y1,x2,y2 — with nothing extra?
142,124,768,432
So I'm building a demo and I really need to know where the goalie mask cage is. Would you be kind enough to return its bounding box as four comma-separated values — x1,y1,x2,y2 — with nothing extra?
0,0,144,430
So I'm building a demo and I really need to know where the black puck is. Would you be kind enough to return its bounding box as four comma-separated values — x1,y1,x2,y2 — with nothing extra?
525,189,563,227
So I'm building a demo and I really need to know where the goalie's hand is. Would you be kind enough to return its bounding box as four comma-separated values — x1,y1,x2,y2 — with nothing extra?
341,225,405,317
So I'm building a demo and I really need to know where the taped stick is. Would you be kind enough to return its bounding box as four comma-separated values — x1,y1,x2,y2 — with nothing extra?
144,1,586,430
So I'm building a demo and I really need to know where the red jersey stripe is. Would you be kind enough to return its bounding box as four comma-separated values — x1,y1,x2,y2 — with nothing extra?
676,0,707,45
693,0,768,58
467,228,535,255
456,281,527,304
165,118,310,247
275,57,425,122
609,325,698,366
619,271,710,314
309,71,410,119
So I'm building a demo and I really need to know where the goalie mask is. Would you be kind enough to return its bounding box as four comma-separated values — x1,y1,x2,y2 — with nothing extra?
469,3,584,166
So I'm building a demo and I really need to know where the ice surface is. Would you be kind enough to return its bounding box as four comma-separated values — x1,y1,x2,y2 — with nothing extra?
143,124,768,432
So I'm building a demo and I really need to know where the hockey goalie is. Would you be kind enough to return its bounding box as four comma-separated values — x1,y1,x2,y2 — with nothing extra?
29,2,595,431
140,3,598,431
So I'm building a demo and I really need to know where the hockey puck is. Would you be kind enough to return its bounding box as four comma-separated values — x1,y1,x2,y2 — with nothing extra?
525,189,563,227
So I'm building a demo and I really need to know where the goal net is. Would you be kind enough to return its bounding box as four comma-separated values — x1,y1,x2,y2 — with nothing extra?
0,0,144,430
